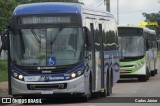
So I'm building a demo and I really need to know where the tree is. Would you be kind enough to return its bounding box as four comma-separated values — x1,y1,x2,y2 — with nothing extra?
0,0,19,32
142,12,160,38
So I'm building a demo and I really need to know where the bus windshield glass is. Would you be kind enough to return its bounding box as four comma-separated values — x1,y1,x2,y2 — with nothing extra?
119,36,145,57
10,27,84,66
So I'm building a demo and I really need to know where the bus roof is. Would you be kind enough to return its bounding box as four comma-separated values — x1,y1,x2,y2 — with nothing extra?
13,2,82,16
149,30,156,35
118,26,150,32
12,2,113,18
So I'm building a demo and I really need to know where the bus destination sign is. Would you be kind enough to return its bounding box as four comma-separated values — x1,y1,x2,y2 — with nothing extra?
19,16,71,24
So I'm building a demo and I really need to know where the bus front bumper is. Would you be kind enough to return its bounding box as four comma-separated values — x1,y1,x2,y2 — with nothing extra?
11,75,87,96
120,63,146,76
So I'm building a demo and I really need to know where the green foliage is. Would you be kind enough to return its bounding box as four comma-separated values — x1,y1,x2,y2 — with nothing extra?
142,12,160,38
0,70,8,82
0,60,8,82
0,60,7,72
0,0,18,32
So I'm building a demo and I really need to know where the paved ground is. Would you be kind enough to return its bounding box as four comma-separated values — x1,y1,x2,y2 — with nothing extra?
0,81,9,97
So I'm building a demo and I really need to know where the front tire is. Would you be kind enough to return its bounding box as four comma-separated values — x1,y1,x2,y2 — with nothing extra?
155,69,158,74
151,70,155,76
138,67,149,82
81,95,89,102
81,73,92,102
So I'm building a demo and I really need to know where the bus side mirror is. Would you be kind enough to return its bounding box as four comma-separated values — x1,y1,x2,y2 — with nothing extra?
83,27,91,50
83,27,91,59
146,40,149,50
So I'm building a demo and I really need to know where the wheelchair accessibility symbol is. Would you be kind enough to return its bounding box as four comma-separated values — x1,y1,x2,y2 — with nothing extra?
47,57,56,65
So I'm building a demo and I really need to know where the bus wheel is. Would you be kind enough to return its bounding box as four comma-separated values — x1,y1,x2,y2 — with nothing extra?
151,70,155,76
155,69,158,74
81,73,92,102
138,67,149,82
81,95,89,102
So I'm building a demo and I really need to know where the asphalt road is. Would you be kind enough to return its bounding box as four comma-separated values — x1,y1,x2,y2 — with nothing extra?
1,59,160,106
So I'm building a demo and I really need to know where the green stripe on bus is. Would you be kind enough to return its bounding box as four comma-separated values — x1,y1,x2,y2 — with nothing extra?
120,57,145,73
120,57,145,66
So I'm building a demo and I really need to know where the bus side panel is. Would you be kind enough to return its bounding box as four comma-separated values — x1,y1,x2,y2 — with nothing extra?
150,49,155,71
146,50,151,73
94,20,102,91
84,17,97,91
109,20,120,85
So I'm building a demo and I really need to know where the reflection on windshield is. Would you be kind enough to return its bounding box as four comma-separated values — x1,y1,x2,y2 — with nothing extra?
119,36,145,57
10,28,83,66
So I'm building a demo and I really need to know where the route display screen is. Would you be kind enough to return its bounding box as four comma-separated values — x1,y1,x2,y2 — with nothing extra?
118,27,143,36
19,16,71,24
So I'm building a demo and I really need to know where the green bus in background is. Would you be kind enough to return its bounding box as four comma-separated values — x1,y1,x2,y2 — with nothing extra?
118,26,156,82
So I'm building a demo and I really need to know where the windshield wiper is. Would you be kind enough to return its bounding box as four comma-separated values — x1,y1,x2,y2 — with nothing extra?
30,28,42,52
50,25,65,45
30,28,41,44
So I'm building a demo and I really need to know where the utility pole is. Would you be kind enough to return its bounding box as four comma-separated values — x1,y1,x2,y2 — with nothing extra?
117,0,119,24
105,0,110,12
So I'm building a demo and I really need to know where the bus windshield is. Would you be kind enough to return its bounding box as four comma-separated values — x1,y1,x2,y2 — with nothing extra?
119,36,145,57
10,27,84,66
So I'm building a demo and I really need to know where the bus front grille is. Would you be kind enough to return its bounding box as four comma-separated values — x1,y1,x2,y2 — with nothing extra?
27,83,67,90
121,65,134,67
25,70,68,74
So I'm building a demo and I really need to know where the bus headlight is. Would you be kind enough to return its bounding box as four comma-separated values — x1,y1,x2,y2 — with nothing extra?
70,68,85,79
18,75,24,80
13,72,18,78
134,64,141,68
71,73,76,78
77,70,82,75
12,70,24,81
134,64,139,68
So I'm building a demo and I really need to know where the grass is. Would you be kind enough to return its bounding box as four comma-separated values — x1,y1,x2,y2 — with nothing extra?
0,60,8,82
158,49,160,57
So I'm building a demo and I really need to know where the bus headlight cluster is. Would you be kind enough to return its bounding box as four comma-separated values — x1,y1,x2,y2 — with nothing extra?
134,64,142,68
134,64,139,68
12,70,24,81
70,68,84,79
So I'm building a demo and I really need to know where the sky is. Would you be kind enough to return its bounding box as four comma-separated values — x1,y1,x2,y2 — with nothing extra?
80,0,160,26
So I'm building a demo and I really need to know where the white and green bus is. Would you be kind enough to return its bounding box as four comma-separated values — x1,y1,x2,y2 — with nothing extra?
148,30,158,76
118,26,152,82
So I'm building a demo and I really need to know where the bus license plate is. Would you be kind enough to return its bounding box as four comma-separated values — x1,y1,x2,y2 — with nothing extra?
41,90,53,94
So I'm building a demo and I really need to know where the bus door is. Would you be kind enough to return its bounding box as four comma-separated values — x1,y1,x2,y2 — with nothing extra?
94,21,105,90
85,18,96,91
98,21,105,89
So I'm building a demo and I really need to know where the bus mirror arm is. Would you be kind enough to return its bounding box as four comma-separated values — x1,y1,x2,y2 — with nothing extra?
84,50,90,59
146,40,150,50
6,25,12,36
